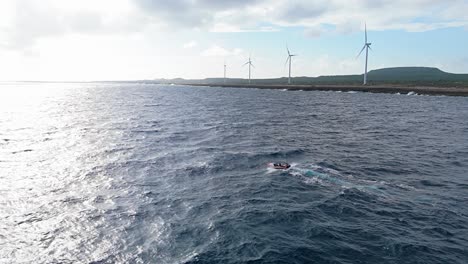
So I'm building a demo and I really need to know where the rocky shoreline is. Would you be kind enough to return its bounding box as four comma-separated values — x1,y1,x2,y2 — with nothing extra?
187,83,468,96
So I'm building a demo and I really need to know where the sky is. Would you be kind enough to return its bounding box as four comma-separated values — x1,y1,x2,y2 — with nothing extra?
0,0,467,81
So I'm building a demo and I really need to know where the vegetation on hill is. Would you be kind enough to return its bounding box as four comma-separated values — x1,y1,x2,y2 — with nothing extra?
153,67,468,87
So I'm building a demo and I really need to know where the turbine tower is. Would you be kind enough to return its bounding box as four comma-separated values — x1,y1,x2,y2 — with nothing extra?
357,23,372,85
243,56,254,84
224,60,227,84
285,46,297,85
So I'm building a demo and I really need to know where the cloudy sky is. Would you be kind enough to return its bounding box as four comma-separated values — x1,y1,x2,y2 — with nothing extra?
1,0,467,81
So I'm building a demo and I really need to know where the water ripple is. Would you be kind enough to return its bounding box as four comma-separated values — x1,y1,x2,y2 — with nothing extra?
1,83,467,263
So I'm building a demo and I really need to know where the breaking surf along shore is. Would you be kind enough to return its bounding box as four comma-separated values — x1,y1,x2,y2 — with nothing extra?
187,83,468,97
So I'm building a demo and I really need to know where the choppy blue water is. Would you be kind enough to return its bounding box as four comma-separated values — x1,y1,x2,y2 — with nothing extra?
1,83,468,264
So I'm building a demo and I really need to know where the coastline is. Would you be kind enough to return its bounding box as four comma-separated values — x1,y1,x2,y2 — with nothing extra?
186,83,468,97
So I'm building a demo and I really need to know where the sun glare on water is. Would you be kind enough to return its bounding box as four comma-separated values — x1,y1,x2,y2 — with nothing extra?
0,82,91,118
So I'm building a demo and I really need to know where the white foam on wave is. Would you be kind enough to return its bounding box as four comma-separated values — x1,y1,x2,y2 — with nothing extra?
395,183,417,191
288,164,394,199
267,163,400,200
266,166,277,174
196,161,209,167
289,166,342,187
303,176,325,185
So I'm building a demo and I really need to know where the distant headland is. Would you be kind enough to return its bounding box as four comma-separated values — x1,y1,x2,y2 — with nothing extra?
150,67,468,97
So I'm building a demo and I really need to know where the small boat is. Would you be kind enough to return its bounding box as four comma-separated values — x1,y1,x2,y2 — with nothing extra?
269,162,291,170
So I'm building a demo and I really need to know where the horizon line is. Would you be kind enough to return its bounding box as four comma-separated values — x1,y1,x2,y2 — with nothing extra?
0,66,465,83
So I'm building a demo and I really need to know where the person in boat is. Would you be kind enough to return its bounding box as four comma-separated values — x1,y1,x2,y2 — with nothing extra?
273,162,290,169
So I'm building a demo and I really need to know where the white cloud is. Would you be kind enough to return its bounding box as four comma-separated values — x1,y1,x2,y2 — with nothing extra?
0,0,144,52
130,0,468,35
303,25,326,38
2,0,468,53
201,45,243,57
210,22,278,33
1,0,468,81
183,41,198,49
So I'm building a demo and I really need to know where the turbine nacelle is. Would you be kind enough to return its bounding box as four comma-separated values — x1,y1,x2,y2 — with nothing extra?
243,60,254,67
286,46,298,57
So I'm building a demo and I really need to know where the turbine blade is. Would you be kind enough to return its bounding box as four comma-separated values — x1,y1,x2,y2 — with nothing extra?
365,23,367,43
251,63,255,68
286,44,290,56
243,61,249,66
356,45,366,58
368,45,372,51
285,56,290,66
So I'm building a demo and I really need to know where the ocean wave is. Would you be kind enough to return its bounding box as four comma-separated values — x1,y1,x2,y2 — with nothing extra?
2,83,467,264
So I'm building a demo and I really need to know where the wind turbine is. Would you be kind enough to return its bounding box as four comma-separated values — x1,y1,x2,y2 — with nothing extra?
357,23,372,85
243,55,254,84
223,60,227,84
285,45,297,84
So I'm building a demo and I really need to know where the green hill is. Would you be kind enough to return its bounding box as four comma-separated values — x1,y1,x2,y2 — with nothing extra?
369,67,446,80
368,67,467,81
153,67,468,87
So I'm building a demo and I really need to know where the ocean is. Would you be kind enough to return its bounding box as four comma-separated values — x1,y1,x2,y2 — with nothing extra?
1,83,467,263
